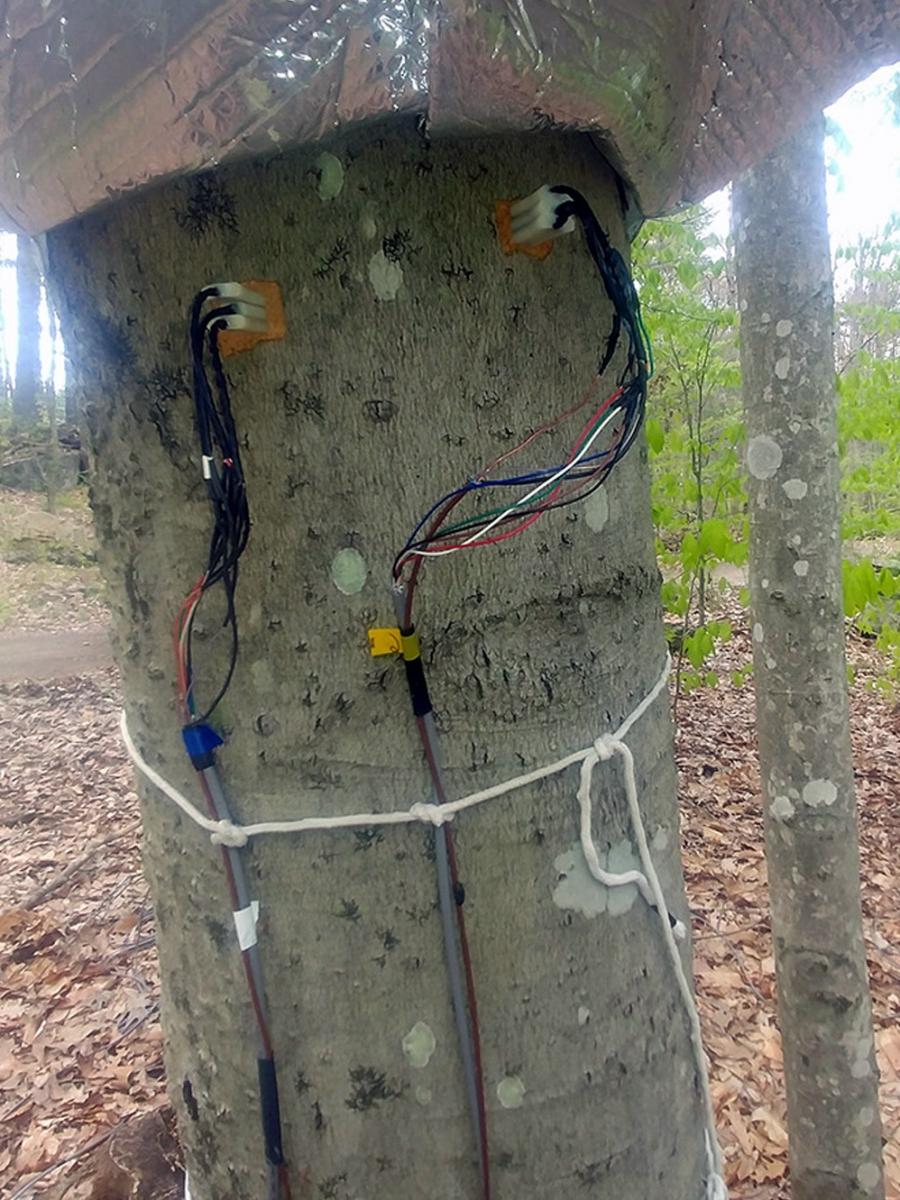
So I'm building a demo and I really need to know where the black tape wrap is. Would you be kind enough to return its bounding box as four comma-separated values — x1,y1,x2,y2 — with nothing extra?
257,1057,285,1165
400,626,432,717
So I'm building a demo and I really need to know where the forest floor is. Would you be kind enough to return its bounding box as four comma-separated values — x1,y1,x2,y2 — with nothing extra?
1,485,898,1200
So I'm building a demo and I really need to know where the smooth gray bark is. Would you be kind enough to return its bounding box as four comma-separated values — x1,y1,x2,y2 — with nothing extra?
49,125,707,1199
732,117,884,1200
13,235,41,425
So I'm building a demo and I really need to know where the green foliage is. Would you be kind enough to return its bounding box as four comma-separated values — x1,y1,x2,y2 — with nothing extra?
834,220,900,542
635,204,900,694
634,207,746,688
842,559,900,697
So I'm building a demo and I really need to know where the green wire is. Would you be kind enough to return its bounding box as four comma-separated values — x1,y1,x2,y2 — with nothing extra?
437,405,617,540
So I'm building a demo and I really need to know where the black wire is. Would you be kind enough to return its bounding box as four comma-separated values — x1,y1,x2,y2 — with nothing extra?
398,186,650,564
186,294,252,724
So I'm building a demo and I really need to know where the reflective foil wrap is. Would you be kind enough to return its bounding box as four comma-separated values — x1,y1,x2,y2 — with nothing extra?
2,0,898,233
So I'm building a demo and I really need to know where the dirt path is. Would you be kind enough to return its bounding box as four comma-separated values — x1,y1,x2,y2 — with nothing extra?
0,626,113,682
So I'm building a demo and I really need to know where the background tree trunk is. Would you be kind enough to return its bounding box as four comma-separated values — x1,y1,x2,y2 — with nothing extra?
733,117,884,1200
49,124,707,1199
14,234,42,426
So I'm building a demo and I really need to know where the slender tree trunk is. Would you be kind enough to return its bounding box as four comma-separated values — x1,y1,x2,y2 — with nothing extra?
45,380,59,512
13,235,41,426
732,117,884,1200
49,124,708,1199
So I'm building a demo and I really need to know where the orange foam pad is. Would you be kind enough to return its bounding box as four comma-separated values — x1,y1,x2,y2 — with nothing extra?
218,280,286,357
494,200,554,261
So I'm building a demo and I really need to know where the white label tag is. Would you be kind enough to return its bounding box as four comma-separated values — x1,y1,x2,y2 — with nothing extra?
233,901,260,950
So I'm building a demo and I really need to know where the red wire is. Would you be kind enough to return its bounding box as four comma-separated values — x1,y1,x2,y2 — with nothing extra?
399,381,625,616
416,715,491,1200
180,630,293,1199
173,575,206,712
445,830,491,1200
402,491,469,627
196,764,294,1200
195,773,274,1060
480,374,601,477
422,386,625,555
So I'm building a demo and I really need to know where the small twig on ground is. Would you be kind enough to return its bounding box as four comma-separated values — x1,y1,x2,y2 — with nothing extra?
7,1130,112,1200
20,828,134,910
694,920,770,941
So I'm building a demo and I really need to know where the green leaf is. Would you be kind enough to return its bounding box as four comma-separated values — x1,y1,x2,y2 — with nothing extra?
698,518,732,560
645,417,665,455
681,532,700,572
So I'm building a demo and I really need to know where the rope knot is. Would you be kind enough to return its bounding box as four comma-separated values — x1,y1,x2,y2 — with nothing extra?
211,820,249,847
592,733,619,762
409,801,450,828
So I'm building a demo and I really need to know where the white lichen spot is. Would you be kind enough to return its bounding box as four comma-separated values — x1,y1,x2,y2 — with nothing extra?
761,312,771,324
251,658,275,692
782,478,808,500
753,622,764,643
651,826,669,852
802,778,837,808
791,534,802,546
765,655,777,670
415,1085,433,1106
739,298,748,312
851,1056,873,1080
584,486,609,533
360,213,377,240
793,560,809,578
402,1021,436,1069
577,1006,591,1026
368,250,403,301
330,547,367,595
316,151,344,200
770,795,794,821
552,845,606,918
606,839,640,916
775,319,793,338
747,435,783,480
774,354,790,380
857,1163,881,1191
497,1076,526,1109
761,578,769,590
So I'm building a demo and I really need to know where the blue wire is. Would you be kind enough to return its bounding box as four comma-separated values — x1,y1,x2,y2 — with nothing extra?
398,444,617,560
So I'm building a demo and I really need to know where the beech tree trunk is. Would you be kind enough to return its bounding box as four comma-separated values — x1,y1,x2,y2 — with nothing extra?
13,234,41,425
732,118,884,1200
49,125,708,1199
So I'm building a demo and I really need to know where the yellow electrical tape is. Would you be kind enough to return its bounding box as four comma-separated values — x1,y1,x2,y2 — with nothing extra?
368,627,402,657
400,632,420,661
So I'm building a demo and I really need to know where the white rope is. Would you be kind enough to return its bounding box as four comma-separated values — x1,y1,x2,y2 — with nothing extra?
120,653,726,1195
119,656,673,849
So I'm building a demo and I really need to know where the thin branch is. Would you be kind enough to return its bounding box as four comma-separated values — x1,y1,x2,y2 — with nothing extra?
20,829,135,910
7,1131,112,1200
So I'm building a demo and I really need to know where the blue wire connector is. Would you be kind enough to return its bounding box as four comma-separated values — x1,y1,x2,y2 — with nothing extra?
182,722,224,771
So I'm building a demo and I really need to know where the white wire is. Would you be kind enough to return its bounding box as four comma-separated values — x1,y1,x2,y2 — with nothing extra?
409,406,621,559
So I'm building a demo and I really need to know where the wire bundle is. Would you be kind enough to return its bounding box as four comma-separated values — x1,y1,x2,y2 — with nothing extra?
393,186,652,621
175,289,253,722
